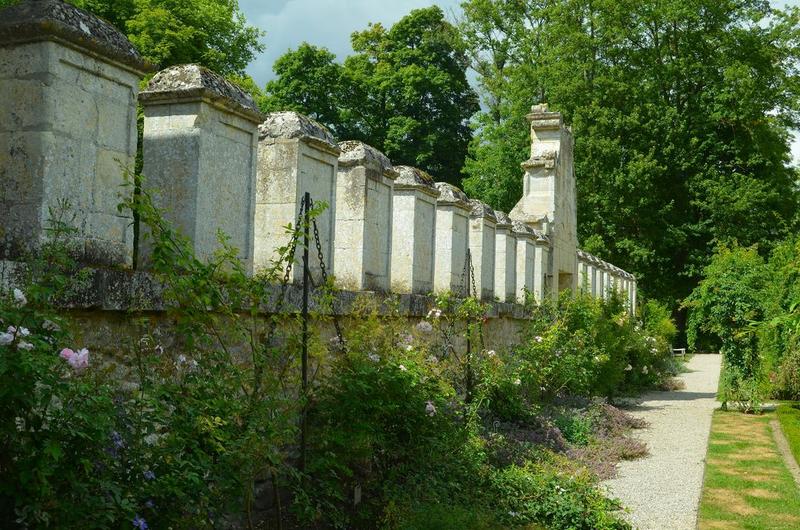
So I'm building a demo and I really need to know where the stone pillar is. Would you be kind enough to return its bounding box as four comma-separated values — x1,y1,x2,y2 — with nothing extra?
494,211,517,303
468,199,496,300
533,231,550,303
139,64,262,272
510,104,577,295
333,141,397,292
433,182,470,294
513,221,536,303
255,111,340,282
0,0,148,266
391,166,439,294
631,278,638,311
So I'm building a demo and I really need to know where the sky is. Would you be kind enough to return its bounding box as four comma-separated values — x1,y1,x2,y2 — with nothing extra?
239,0,800,164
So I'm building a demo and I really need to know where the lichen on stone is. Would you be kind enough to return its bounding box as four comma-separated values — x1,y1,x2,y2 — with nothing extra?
258,111,337,149
0,0,149,72
140,64,261,119
434,182,469,206
338,140,394,174
394,166,437,189
468,199,497,221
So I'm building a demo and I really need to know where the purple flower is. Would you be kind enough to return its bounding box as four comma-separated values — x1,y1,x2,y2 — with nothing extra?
132,515,148,529
111,431,125,449
143,470,156,481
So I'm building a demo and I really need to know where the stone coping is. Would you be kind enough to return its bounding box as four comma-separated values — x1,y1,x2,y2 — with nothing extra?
434,182,470,209
139,64,262,122
258,111,339,154
527,103,563,129
468,199,497,222
0,261,529,319
576,249,635,279
338,140,398,179
511,220,535,239
0,0,150,74
393,166,439,198
494,210,513,228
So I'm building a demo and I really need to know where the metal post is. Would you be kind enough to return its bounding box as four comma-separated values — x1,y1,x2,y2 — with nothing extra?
465,249,473,404
300,192,310,472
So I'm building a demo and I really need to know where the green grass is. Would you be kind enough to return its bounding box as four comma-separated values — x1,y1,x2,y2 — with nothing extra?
777,402,800,466
698,410,800,529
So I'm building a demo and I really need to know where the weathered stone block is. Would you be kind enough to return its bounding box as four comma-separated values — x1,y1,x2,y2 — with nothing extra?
333,141,397,291
513,221,536,303
255,111,339,282
390,166,439,294
468,199,496,300
139,64,262,273
433,182,470,294
0,0,148,266
494,211,517,303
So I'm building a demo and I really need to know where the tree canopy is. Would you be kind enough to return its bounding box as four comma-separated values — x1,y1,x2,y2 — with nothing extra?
459,0,800,307
263,7,479,186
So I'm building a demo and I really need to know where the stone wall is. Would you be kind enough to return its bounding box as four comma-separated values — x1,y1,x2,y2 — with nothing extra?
0,0,637,327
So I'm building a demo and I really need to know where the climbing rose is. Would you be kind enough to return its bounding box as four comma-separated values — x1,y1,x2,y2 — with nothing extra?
425,401,436,416
13,288,26,306
61,348,89,370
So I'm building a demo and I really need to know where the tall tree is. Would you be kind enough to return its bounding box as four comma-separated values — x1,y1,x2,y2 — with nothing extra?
261,43,344,132
264,6,479,185
460,0,800,308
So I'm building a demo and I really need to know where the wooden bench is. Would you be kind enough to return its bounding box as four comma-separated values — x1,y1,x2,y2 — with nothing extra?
671,346,686,357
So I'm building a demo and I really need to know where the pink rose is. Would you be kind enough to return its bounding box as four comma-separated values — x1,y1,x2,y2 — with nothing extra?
60,348,75,361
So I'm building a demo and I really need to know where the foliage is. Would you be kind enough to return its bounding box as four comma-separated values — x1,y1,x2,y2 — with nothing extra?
459,0,800,306
263,6,479,186
776,403,800,470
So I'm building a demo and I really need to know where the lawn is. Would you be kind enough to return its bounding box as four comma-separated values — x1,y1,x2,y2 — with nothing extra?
777,403,800,466
697,409,800,529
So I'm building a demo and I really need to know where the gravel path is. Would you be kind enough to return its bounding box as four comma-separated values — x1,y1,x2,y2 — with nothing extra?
603,354,721,530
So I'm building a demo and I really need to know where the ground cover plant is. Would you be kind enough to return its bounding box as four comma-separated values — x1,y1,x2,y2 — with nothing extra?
0,190,680,529
698,410,800,529
777,403,800,468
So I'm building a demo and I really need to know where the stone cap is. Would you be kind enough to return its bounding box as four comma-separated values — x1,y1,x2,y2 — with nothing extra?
494,210,513,228
394,165,437,190
532,229,550,244
527,103,563,130
468,199,497,222
511,220,535,238
0,0,149,74
140,64,262,122
434,182,470,209
338,141,398,179
258,111,338,153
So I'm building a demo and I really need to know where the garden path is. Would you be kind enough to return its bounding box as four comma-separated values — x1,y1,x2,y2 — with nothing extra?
603,354,721,530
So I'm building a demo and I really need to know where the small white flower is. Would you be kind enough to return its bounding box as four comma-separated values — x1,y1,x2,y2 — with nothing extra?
177,354,187,365
367,353,380,363
426,308,442,319
0,332,13,345
17,340,34,351
534,336,543,343
425,400,436,416
486,349,496,357
18,327,30,337
650,347,658,354
624,364,633,371
508,511,519,517
513,378,522,386
13,288,27,306
405,344,413,351
642,365,649,375
398,364,408,372
426,355,439,364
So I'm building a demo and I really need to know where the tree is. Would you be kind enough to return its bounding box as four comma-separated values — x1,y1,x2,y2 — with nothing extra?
261,43,344,132
0,0,264,76
460,0,800,308
263,6,479,185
